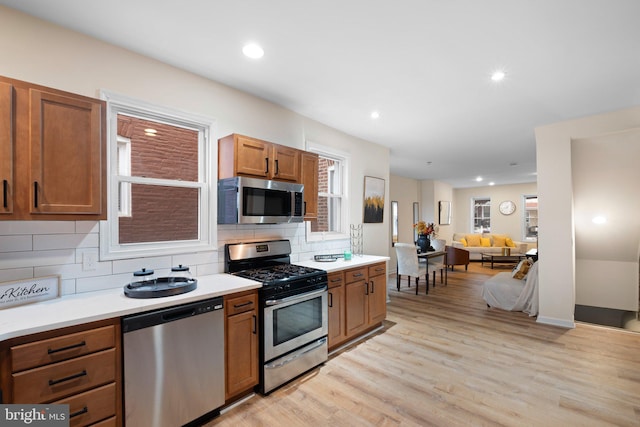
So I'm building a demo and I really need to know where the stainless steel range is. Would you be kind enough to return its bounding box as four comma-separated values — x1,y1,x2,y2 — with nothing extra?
225,239,328,394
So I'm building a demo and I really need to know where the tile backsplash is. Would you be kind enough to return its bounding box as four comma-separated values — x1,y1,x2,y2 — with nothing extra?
0,221,350,295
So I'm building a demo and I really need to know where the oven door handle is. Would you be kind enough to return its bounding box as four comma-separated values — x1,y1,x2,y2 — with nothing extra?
264,288,326,306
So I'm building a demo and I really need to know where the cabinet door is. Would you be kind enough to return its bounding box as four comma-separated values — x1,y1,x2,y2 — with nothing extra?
29,89,104,215
271,145,300,182
368,274,387,326
0,82,13,215
327,272,346,348
234,135,270,178
225,309,258,399
345,280,368,338
301,152,318,220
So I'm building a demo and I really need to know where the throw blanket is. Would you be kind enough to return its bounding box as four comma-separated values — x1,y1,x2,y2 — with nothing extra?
481,261,539,316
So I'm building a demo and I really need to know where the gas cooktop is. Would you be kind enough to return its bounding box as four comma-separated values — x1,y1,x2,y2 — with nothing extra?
233,263,324,285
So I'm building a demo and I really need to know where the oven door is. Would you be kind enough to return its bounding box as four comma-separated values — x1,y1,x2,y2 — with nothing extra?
263,288,328,362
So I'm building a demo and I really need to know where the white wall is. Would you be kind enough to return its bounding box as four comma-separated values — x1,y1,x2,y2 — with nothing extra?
0,7,390,294
389,175,421,267
535,106,640,327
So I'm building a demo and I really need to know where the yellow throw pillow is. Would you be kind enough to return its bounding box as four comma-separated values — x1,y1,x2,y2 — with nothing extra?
512,259,532,280
492,235,507,247
505,237,516,248
480,237,491,247
465,234,481,247
460,238,468,247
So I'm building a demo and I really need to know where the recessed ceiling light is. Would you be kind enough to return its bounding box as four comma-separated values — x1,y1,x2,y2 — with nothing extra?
491,70,506,82
488,182,495,186
242,43,264,59
592,216,607,224
475,177,483,182
370,111,380,119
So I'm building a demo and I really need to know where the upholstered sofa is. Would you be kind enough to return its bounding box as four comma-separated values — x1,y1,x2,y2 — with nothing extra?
451,232,528,261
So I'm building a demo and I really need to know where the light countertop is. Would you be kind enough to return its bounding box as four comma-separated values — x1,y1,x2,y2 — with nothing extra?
2,255,390,342
0,273,261,341
295,254,389,272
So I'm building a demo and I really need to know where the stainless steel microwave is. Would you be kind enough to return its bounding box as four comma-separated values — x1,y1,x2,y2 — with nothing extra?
218,177,304,224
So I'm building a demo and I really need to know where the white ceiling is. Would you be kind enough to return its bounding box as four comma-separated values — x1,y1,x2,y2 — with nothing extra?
3,0,639,188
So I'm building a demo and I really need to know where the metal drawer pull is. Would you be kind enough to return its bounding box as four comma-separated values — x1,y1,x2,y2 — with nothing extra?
233,301,253,309
33,181,38,208
352,273,363,278
330,278,342,283
2,179,7,208
48,370,87,386
265,158,269,174
275,159,279,175
69,407,88,418
48,340,86,354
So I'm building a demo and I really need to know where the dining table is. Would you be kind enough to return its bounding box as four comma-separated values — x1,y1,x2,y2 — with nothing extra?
396,249,447,295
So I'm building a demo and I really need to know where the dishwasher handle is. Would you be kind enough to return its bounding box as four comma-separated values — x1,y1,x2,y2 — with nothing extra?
122,296,223,333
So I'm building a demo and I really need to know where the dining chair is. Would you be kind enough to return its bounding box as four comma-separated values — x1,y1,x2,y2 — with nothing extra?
395,243,427,295
426,239,447,289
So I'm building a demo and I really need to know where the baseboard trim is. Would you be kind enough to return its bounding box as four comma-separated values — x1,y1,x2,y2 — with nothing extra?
537,315,575,329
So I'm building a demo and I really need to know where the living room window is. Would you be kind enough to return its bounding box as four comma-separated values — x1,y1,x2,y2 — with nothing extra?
523,195,538,241
305,143,350,241
100,91,215,260
472,197,491,233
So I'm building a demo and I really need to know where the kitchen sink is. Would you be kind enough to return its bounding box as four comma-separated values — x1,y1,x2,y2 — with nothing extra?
124,277,197,298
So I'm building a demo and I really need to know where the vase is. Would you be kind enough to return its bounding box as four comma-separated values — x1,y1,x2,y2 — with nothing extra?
416,234,433,253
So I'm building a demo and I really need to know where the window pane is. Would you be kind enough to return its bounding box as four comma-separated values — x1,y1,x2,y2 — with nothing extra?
119,184,199,244
117,114,199,181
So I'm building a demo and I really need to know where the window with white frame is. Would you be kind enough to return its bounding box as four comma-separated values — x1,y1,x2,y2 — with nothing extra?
306,143,349,241
100,91,215,259
472,197,491,233
523,195,538,241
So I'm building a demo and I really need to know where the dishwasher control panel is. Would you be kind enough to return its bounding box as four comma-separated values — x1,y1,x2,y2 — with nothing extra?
122,296,224,333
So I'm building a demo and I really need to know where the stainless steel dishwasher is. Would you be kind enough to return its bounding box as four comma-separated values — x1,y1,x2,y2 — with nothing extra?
122,297,225,427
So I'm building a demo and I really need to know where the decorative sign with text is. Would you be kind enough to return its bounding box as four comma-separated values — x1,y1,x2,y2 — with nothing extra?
0,275,61,310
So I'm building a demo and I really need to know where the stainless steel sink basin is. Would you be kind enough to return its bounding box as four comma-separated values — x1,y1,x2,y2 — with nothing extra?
123,277,197,298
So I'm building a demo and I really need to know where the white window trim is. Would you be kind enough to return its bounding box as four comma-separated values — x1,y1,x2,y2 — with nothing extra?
521,194,538,242
471,197,491,234
305,141,350,242
99,90,217,260
116,135,132,217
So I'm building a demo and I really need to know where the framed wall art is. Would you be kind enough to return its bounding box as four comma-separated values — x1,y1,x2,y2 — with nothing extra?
439,200,451,225
363,176,385,223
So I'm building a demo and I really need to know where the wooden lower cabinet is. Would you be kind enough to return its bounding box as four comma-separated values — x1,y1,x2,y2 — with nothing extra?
224,290,259,402
337,262,388,349
327,271,346,349
0,319,121,427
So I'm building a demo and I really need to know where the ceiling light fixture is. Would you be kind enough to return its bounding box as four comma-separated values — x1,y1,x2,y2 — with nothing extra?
242,43,264,59
475,176,483,182
489,182,495,186
491,70,506,82
370,111,380,119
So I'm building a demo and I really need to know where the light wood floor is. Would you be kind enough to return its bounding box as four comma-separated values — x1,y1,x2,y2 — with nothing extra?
208,263,640,426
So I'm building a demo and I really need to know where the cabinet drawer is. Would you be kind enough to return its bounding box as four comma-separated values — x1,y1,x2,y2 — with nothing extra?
368,263,386,278
344,267,367,284
90,417,116,427
55,383,115,427
327,271,344,289
225,292,258,316
11,325,115,372
12,348,116,403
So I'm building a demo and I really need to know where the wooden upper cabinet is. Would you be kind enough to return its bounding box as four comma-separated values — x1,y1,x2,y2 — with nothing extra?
301,152,318,220
218,133,301,182
0,81,13,215
30,89,104,216
0,75,106,220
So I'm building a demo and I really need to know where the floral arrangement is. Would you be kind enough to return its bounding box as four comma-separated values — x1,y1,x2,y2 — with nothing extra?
413,221,435,236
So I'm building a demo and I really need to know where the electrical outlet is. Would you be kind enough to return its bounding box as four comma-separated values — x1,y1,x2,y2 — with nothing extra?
83,251,97,271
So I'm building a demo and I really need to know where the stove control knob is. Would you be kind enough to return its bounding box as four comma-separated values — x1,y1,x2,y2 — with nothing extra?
285,284,291,290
